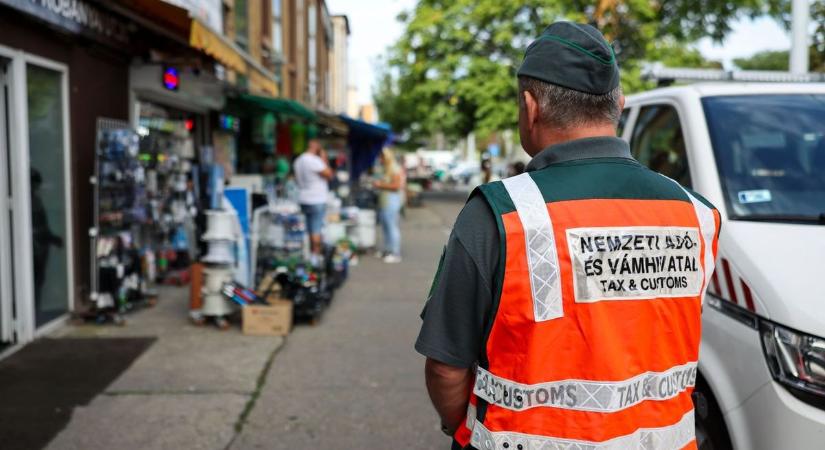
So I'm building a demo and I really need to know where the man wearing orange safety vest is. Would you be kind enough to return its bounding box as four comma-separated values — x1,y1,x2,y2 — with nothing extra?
416,22,721,450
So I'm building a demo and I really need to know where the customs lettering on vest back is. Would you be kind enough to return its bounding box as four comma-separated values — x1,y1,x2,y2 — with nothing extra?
566,226,704,303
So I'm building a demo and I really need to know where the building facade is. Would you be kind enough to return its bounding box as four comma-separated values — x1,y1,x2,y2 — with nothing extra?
329,15,350,114
0,0,282,352
277,0,334,110
0,0,355,354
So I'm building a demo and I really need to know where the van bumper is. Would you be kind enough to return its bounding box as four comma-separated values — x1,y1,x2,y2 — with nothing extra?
728,380,825,450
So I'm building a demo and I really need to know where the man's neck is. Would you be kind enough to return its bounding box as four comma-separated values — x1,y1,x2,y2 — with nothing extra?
532,125,617,155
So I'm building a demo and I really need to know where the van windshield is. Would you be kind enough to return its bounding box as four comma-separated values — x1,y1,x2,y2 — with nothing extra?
702,94,825,224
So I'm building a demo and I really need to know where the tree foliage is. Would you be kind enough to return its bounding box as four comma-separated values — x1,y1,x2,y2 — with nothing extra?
375,0,795,142
733,3,825,72
810,0,825,72
734,50,791,70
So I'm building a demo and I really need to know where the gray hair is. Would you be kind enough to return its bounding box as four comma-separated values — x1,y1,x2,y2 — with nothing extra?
518,76,623,129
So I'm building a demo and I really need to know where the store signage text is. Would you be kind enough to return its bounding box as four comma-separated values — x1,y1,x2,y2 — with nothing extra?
0,0,130,44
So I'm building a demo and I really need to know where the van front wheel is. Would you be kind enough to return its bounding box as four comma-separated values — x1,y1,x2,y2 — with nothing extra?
692,376,733,450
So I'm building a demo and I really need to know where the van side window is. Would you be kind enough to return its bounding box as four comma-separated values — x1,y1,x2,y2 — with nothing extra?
617,109,630,138
630,105,692,187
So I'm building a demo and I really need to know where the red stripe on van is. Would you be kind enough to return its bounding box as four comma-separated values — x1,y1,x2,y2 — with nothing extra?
710,271,721,296
740,280,756,312
722,259,739,305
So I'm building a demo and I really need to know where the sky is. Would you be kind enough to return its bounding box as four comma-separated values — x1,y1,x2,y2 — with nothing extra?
697,16,790,67
325,1,793,106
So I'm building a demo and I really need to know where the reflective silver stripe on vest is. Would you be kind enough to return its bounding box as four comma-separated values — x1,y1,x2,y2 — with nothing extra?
666,177,718,303
474,362,697,413
501,173,563,322
466,402,477,430
471,409,695,450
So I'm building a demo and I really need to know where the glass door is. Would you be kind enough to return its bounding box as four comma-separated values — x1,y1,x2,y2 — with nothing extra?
0,50,73,349
0,58,14,347
25,63,69,327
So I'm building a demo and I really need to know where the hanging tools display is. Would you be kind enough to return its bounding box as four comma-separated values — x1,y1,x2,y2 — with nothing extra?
87,119,147,325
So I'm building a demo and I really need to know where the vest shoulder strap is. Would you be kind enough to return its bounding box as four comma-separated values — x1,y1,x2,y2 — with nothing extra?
662,176,720,302
478,174,564,322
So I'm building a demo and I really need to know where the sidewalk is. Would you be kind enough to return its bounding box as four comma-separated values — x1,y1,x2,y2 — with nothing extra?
229,198,460,449
45,286,284,450
32,194,464,450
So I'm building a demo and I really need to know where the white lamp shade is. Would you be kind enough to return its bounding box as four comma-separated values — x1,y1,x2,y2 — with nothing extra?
202,240,235,265
202,210,239,241
202,267,234,294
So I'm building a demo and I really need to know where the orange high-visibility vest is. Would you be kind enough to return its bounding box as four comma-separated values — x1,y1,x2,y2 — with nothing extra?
454,171,720,450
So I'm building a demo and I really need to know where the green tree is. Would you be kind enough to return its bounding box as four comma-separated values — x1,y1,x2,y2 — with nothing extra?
809,0,825,72
733,3,825,72
734,47,825,72
734,50,790,70
375,0,789,141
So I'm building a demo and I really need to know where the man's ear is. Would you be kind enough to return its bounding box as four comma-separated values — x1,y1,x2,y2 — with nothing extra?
523,90,540,129
618,93,626,112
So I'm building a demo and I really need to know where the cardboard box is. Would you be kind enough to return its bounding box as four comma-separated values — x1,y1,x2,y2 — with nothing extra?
265,292,285,305
242,301,293,336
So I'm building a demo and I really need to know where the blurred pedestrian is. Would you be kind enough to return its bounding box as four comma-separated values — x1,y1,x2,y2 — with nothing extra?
294,139,333,261
480,158,498,184
31,169,62,305
416,22,721,449
373,148,405,263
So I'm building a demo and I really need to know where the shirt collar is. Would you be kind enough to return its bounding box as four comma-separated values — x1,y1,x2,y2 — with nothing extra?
525,136,633,172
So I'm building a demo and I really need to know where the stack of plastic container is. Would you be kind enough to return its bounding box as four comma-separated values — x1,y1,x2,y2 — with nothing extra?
354,209,377,250
200,210,239,328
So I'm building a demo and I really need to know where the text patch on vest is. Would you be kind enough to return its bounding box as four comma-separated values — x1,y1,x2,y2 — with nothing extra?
566,226,703,302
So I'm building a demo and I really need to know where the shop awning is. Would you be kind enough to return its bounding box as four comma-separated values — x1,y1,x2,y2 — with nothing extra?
340,116,392,140
239,94,317,121
189,19,279,96
190,19,246,74
316,111,349,137
340,115,393,179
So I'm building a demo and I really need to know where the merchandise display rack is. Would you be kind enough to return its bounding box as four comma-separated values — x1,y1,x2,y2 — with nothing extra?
87,115,200,324
136,117,197,284
88,118,151,324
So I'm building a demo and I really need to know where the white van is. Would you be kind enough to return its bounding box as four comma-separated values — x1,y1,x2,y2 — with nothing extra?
622,83,825,450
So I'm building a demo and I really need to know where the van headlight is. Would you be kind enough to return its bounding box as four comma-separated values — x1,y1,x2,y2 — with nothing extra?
761,321,825,407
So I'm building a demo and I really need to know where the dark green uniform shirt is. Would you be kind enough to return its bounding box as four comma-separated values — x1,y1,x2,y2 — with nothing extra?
415,136,719,450
415,137,633,367
415,136,717,367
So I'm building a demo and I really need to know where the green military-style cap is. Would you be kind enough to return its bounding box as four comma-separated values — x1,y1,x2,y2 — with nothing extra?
517,22,619,95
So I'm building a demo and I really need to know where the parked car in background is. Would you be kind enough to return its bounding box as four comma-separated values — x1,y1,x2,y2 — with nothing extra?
448,160,481,186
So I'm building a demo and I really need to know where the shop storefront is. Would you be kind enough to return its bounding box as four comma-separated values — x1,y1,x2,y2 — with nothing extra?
0,0,135,351
0,0,270,353
225,93,317,184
